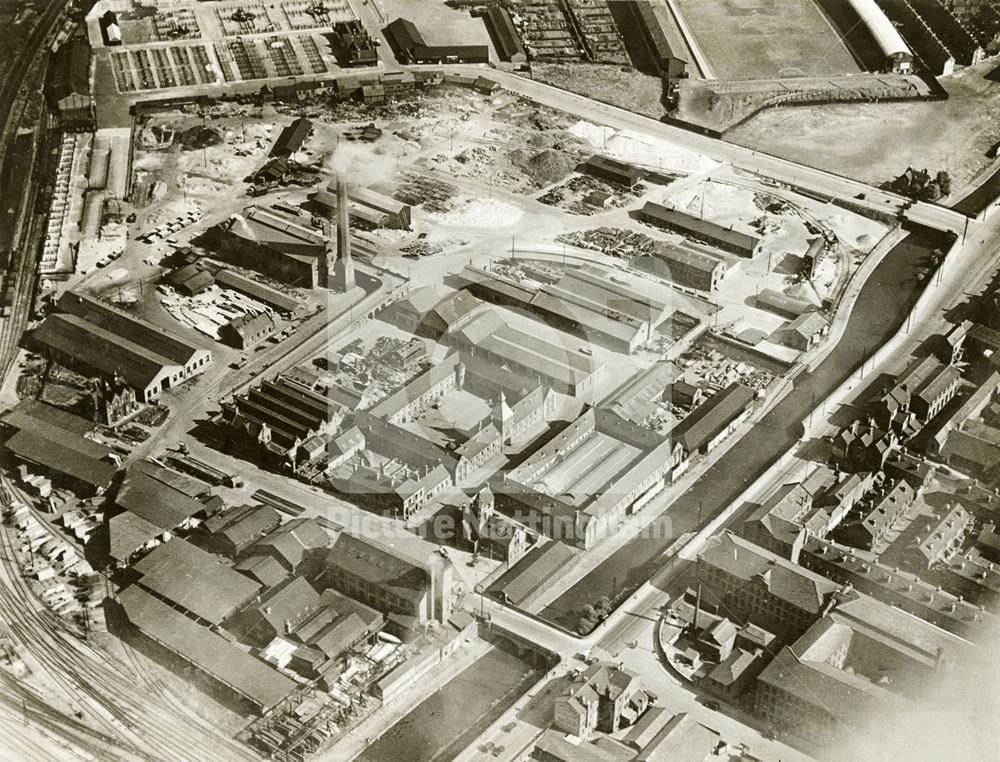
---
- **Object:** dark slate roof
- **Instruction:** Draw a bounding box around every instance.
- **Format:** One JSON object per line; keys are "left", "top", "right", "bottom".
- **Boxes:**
{"left": 134, "top": 539, "right": 261, "bottom": 625}
{"left": 5, "top": 429, "right": 115, "bottom": 489}
{"left": 323, "top": 532, "right": 427, "bottom": 605}
{"left": 118, "top": 585, "right": 295, "bottom": 710}
{"left": 640, "top": 202, "right": 761, "bottom": 251}
{"left": 271, "top": 117, "right": 312, "bottom": 156}
{"left": 672, "top": 382, "right": 754, "bottom": 452}
{"left": 116, "top": 469, "right": 205, "bottom": 530}
{"left": 48, "top": 37, "right": 91, "bottom": 102}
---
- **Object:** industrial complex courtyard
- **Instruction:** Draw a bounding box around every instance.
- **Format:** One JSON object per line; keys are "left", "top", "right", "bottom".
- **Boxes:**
{"left": 0, "top": 1, "right": 999, "bottom": 761}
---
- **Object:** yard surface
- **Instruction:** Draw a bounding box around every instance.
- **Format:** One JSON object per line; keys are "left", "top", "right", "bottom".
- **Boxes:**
{"left": 674, "top": 0, "right": 859, "bottom": 79}
{"left": 725, "top": 62, "right": 1000, "bottom": 197}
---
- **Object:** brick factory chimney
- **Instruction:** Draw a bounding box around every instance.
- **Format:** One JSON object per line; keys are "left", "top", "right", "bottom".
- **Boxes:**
{"left": 333, "top": 173, "right": 355, "bottom": 292}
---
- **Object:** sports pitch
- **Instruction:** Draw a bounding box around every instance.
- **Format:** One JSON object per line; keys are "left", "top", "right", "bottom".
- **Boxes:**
{"left": 675, "top": 0, "right": 860, "bottom": 80}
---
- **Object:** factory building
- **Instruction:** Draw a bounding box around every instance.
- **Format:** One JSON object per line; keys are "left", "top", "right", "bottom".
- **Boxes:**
{"left": 1, "top": 401, "right": 117, "bottom": 497}
{"left": 222, "top": 377, "right": 347, "bottom": 472}
{"left": 634, "top": 241, "right": 727, "bottom": 292}
{"left": 220, "top": 311, "right": 275, "bottom": 349}
{"left": 492, "top": 408, "right": 682, "bottom": 549}
{"left": 270, "top": 117, "right": 313, "bottom": 158}
{"left": 46, "top": 36, "right": 95, "bottom": 132}
{"left": 113, "top": 585, "right": 296, "bottom": 715}
{"left": 305, "top": 530, "right": 454, "bottom": 625}
{"left": 314, "top": 177, "right": 411, "bottom": 230}
{"left": 578, "top": 155, "right": 644, "bottom": 190}
{"left": 200, "top": 207, "right": 327, "bottom": 289}
{"left": 632, "top": 0, "right": 688, "bottom": 79}
{"left": 638, "top": 202, "right": 762, "bottom": 257}
{"left": 448, "top": 309, "right": 605, "bottom": 398}
{"left": 672, "top": 382, "right": 755, "bottom": 455}
{"left": 484, "top": 6, "right": 526, "bottom": 63}
{"left": 31, "top": 291, "right": 212, "bottom": 402}
{"left": 384, "top": 18, "right": 489, "bottom": 65}
{"left": 214, "top": 270, "right": 301, "bottom": 315}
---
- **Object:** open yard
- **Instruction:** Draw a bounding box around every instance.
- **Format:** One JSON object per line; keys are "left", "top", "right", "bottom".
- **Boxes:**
{"left": 674, "top": 0, "right": 859, "bottom": 79}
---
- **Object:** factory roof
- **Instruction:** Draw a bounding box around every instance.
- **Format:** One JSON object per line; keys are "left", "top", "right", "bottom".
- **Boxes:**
{"left": 108, "top": 511, "right": 165, "bottom": 563}
{"left": 652, "top": 240, "right": 725, "bottom": 274}
{"left": 5, "top": 429, "right": 116, "bottom": 489}
{"left": 225, "top": 311, "right": 275, "bottom": 343}
{"left": 233, "top": 554, "right": 289, "bottom": 588}
{"left": 57, "top": 291, "right": 207, "bottom": 367}
{"left": 603, "top": 361, "right": 682, "bottom": 422}
{"left": 209, "top": 505, "right": 283, "bottom": 553}
{"left": 640, "top": 202, "right": 761, "bottom": 252}
{"left": 116, "top": 468, "right": 205, "bottom": 530}
{"left": 580, "top": 154, "right": 644, "bottom": 186}
{"left": 271, "top": 117, "right": 312, "bottom": 157}
{"left": 248, "top": 517, "right": 330, "bottom": 571}
{"left": 2, "top": 399, "right": 97, "bottom": 437}
{"left": 699, "top": 532, "right": 839, "bottom": 614}
{"left": 322, "top": 532, "right": 428, "bottom": 605}
{"left": 756, "top": 288, "right": 817, "bottom": 318}
{"left": 134, "top": 539, "right": 262, "bottom": 625}
{"left": 453, "top": 311, "right": 601, "bottom": 390}
{"left": 783, "top": 310, "right": 829, "bottom": 339}
{"left": 118, "top": 585, "right": 295, "bottom": 711}
{"left": 672, "top": 382, "right": 754, "bottom": 453}
{"left": 48, "top": 37, "right": 91, "bottom": 102}
{"left": 216, "top": 270, "right": 300, "bottom": 313}
{"left": 484, "top": 5, "right": 524, "bottom": 61}
{"left": 32, "top": 314, "right": 182, "bottom": 391}
{"left": 942, "top": 429, "right": 1000, "bottom": 470}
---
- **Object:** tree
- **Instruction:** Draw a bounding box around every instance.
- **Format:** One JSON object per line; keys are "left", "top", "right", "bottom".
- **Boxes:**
{"left": 936, "top": 170, "right": 951, "bottom": 196}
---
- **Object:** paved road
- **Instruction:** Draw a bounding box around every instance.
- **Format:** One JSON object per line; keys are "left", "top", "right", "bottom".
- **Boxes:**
{"left": 540, "top": 224, "right": 951, "bottom": 624}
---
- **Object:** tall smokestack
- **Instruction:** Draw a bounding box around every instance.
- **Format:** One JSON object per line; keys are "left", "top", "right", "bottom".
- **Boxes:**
{"left": 334, "top": 173, "right": 355, "bottom": 292}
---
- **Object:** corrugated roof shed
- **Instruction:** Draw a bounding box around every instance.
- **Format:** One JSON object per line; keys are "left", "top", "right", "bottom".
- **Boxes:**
{"left": 116, "top": 468, "right": 205, "bottom": 530}
{"left": 6, "top": 430, "right": 116, "bottom": 489}
{"left": 216, "top": 270, "right": 301, "bottom": 314}
{"left": 271, "top": 117, "right": 312, "bottom": 157}
{"left": 118, "top": 585, "right": 295, "bottom": 711}
{"left": 32, "top": 313, "right": 182, "bottom": 390}
{"left": 134, "top": 539, "right": 262, "bottom": 625}
{"left": 108, "top": 511, "right": 164, "bottom": 563}
{"left": 640, "top": 202, "right": 761, "bottom": 254}
{"left": 673, "top": 382, "right": 754, "bottom": 453}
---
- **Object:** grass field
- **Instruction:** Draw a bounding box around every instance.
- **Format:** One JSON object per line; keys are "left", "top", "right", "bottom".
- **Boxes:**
{"left": 532, "top": 62, "right": 667, "bottom": 120}
{"left": 726, "top": 62, "right": 1000, "bottom": 197}
{"left": 674, "top": 0, "right": 859, "bottom": 79}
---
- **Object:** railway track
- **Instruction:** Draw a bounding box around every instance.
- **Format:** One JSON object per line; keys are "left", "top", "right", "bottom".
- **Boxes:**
{"left": 0, "top": 477, "right": 261, "bottom": 761}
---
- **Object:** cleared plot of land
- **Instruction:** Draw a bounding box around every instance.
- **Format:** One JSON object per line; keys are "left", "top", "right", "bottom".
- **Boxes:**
{"left": 726, "top": 63, "right": 1000, "bottom": 194}
{"left": 531, "top": 433, "right": 639, "bottom": 503}
{"left": 531, "top": 62, "right": 667, "bottom": 120}
{"left": 674, "top": 0, "right": 859, "bottom": 79}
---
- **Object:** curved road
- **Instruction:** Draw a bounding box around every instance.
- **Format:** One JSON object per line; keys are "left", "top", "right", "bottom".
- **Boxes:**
{"left": 540, "top": 224, "right": 951, "bottom": 624}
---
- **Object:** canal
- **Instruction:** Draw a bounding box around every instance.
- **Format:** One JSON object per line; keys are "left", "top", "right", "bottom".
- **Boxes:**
{"left": 357, "top": 640, "right": 548, "bottom": 762}
{"left": 539, "top": 224, "right": 953, "bottom": 629}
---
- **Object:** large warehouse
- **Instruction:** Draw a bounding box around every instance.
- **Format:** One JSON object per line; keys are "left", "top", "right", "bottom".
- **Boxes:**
{"left": 639, "top": 202, "right": 762, "bottom": 257}
{"left": 200, "top": 207, "right": 327, "bottom": 288}
{"left": 31, "top": 291, "right": 212, "bottom": 402}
